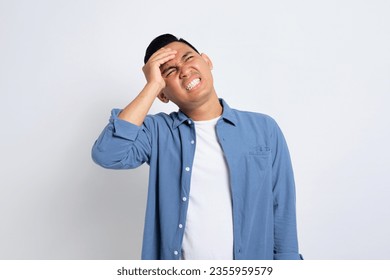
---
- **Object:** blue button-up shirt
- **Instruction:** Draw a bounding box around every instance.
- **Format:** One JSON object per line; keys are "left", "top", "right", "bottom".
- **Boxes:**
{"left": 92, "top": 99, "right": 302, "bottom": 260}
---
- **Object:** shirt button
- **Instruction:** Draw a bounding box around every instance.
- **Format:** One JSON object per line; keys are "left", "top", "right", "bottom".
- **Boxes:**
{"left": 187, "top": 120, "right": 192, "bottom": 125}
{"left": 178, "top": 224, "right": 183, "bottom": 229}
{"left": 182, "top": 197, "right": 187, "bottom": 202}
{"left": 190, "top": 140, "right": 195, "bottom": 144}
{"left": 174, "top": 250, "right": 179, "bottom": 255}
{"left": 185, "top": 167, "right": 190, "bottom": 172}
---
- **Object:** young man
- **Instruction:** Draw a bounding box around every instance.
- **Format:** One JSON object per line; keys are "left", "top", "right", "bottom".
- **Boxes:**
{"left": 92, "top": 34, "right": 303, "bottom": 260}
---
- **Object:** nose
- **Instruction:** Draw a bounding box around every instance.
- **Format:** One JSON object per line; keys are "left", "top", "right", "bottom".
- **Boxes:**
{"left": 179, "top": 64, "right": 191, "bottom": 79}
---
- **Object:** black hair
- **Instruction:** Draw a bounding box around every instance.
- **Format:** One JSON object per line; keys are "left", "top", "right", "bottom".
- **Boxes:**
{"left": 144, "top": 33, "right": 199, "bottom": 64}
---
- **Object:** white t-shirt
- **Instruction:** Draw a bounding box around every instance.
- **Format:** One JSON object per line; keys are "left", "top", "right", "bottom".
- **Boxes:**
{"left": 181, "top": 116, "right": 233, "bottom": 260}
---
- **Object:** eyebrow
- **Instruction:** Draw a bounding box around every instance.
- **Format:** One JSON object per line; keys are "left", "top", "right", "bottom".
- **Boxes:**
{"left": 161, "top": 51, "right": 194, "bottom": 74}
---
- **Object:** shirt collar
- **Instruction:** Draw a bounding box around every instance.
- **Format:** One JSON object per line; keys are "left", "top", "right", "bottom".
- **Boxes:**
{"left": 172, "top": 98, "right": 237, "bottom": 129}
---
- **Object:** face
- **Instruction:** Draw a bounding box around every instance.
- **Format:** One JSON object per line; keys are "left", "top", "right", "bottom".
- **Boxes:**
{"left": 158, "top": 42, "right": 215, "bottom": 111}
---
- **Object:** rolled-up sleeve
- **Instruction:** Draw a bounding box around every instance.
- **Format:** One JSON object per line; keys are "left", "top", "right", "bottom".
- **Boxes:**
{"left": 91, "top": 109, "right": 152, "bottom": 169}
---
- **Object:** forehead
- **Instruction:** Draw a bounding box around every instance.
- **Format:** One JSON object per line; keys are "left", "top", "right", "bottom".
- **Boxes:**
{"left": 165, "top": 41, "right": 195, "bottom": 53}
{"left": 160, "top": 42, "right": 198, "bottom": 71}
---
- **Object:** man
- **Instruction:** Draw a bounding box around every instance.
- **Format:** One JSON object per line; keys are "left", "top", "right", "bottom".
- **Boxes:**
{"left": 92, "top": 34, "right": 303, "bottom": 260}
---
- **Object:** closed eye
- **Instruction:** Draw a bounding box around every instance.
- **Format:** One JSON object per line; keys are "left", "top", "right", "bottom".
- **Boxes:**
{"left": 162, "top": 53, "right": 194, "bottom": 77}
{"left": 163, "top": 67, "right": 177, "bottom": 77}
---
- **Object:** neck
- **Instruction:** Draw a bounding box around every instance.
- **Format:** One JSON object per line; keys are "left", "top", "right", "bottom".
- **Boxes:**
{"left": 181, "top": 94, "right": 223, "bottom": 121}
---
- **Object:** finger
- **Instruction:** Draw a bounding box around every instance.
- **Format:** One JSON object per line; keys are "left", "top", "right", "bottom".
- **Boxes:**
{"left": 149, "top": 52, "right": 176, "bottom": 65}
{"left": 148, "top": 48, "right": 177, "bottom": 64}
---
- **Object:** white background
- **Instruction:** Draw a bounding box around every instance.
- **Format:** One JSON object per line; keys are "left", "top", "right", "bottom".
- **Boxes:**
{"left": 1, "top": 0, "right": 389, "bottom": 259}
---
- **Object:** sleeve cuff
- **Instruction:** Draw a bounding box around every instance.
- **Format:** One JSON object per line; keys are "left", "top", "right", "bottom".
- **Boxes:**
{"left": 110, "top": 109, "right": 141, "bottom": 141}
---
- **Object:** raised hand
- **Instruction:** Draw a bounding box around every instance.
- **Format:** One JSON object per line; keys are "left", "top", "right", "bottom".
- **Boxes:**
{"left": 142, "top": 48, "right": 177, "bottom": 95}
{"left": 117, "top": 48, "right": 177, "bottom": 125}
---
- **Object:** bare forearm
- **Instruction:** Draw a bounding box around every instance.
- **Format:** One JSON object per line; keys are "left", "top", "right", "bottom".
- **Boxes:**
{"left": 118, "top": 47, "right": 177, "bottom": 126}
{"left": 118, "top": 82, "right": 162, "bottom": 126}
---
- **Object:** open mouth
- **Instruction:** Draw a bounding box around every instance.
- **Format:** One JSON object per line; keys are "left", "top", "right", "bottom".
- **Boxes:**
{"left": 185, "top": 78, "right": 201, "bottom": 91}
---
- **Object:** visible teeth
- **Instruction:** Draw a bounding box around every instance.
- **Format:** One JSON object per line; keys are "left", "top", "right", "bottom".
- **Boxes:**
{"left": 186, "top": 78, "right": 200, "bottom": 90}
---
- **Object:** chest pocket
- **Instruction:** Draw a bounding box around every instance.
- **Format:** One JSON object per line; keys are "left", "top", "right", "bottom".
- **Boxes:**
{"left": 244, "top": 145, "right": 272, "bottom": 188}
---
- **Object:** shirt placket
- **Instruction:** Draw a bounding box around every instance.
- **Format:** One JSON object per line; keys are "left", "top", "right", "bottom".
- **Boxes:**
{"left": 216, "top": 120, "right": 242, "bottom": 259}
{"left": 173, "top": 119, "right": 196, "bottom": 259}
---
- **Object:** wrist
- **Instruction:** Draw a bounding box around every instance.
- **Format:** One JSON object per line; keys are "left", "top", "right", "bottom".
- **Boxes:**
{"left": 145, "top": 81, "right": 165, "bottom": 96}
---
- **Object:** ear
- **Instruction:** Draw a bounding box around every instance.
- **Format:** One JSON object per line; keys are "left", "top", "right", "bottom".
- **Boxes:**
{"left": 157, "top": 92, "right": 170, "bottom": 103}
{"left": 201, "top": 53, "right": 213, "bottom": 70}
